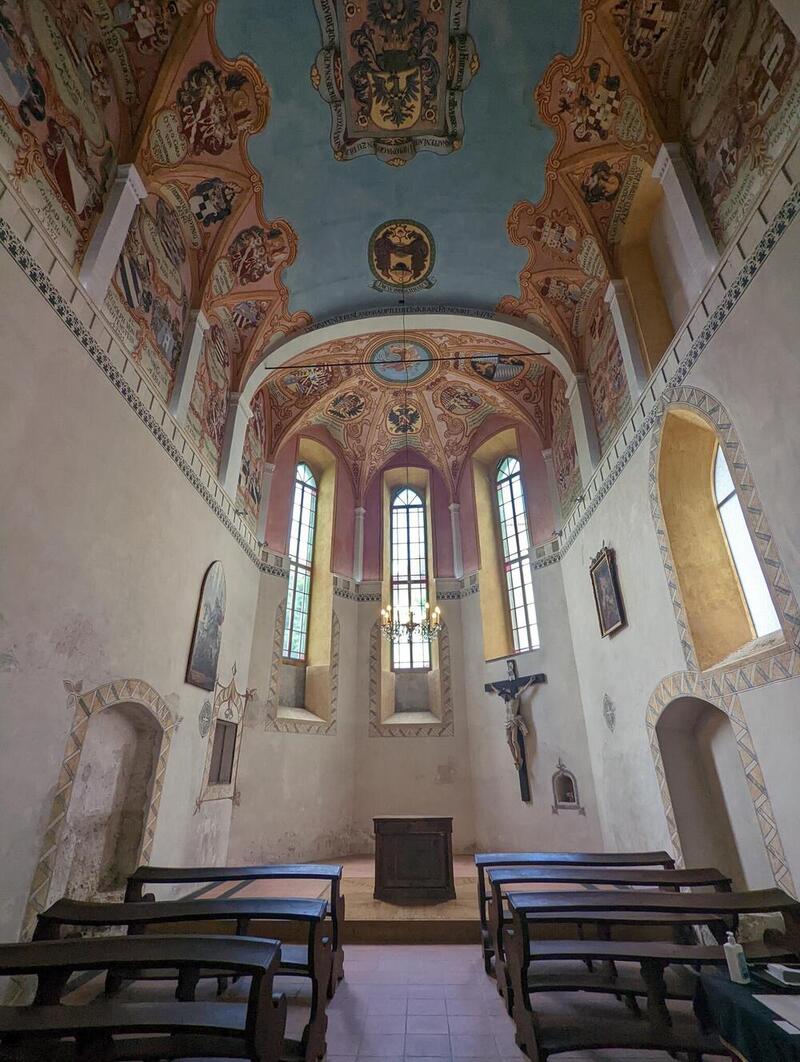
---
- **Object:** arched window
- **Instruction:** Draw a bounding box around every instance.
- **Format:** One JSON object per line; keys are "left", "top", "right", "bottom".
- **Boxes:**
{"left": 391, "top": 487, "right": 430, "bottom": 670}
{"left": 282, "top": 463, "right": 317, "bottom": 661}
{"left": 713, "top": 446, "right": 780, "bottom": 637}
{"left": 496, "top": 457, "right": 540, "bottom": 652}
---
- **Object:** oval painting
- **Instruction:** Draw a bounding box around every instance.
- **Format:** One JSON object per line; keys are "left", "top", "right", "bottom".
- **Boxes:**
{"left": 368, "top": 219, "right": 435, "bottom": 290}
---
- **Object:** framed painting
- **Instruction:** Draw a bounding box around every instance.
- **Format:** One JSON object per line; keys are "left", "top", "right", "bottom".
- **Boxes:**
{"left": 186, "top": 561, "right": 226, "bottom": 690}
{"left": 589, "top": 546, "right": 626, "bottom": 638}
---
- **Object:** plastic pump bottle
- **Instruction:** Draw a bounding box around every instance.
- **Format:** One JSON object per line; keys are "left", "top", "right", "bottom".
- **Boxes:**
{"left": 724, "top": 931, "right": 751, "bottom": 984}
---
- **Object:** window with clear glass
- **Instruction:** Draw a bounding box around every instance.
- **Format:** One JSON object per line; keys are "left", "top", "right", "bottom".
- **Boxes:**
{"left": 713, "top": 445, "right": 780, "bottom": 638}
{"left": 496, "top": 456, "right": 540, "bottom": 652}
{"left": 282, "top": 463, "right": 317, "bottom": 661}
{"left": 391, "top": 487, "right": 431, "bottom": 670}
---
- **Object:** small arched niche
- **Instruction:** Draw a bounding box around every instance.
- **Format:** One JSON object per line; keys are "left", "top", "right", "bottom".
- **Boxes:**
{"left": 49, "top": 702, "right": 161, "bottom": 900}
{"left": 656, "top": 696, "right": 774, "bottom": 889}
{"left": 657, "top": 408, "right": 783, "bottom": 670}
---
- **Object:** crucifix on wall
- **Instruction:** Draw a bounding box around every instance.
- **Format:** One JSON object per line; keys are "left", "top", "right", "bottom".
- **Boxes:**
{"left": 485, "top": 660, "right": 546, "bottom": 803}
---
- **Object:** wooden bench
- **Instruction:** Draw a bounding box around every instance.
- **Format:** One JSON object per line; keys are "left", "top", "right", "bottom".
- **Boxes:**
{"left": 36, "top": 896, "right": 330, "bottom": 1062}
{"left": 486, "top": 866, "right": 732, "bottom": 1008}
{"left": 502, "top": 887, "right": 800, "bottom": 1060}
{"left": 0, "top": 934, "right": 285, "bottom": 1062}
{"left": 474, "top": 850, "right": 675, "bottom": 973}
{"left": 125, "top": 862, "right": 344, "bottom": 996}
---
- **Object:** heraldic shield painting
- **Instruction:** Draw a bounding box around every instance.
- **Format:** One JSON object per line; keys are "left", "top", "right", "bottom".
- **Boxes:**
{"left": 311, "top": 0, "right": 479, "bottom": 164}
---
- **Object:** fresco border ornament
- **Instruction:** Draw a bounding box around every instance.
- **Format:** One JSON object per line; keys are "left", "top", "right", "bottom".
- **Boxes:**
{"left": 646, "top": 671, "right": 795, "bottom": 897}
{"left": 311, "top": 0, "right": 479, "bottom": 166}
{"left": 20, "top": 678, "right": 176, "bottom": 940}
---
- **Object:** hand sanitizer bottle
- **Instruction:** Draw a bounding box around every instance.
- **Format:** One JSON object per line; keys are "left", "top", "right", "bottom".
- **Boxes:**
{"left": 724, "top": 931, "right": 751, "bottom": 984}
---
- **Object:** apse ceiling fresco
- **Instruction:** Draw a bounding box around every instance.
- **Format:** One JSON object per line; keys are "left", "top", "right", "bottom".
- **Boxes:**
{"left": 1, "top": 0, "right": 797, "bottom": 515}
{"left": 262, "top": 329, "right": 556, "bottom": 498}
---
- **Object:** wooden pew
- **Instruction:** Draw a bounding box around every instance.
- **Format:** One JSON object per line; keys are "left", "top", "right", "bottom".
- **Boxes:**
{"left": 126, "top": 862, "right": 344, "bottom": 996}
{"left": 503, "top": 886, "right": 800, "bottom": 1060}
{"left": 0, "top": 935, "right": 285, "bottom": 1062}
{"left": 486, "top": 865, "right": 732, "bottom": 1009}
{"left": 474, "top": 850, "right": 675, "bottom": 973}
{"left": 35, "top": 896, "right": 330, "bottom": 1062}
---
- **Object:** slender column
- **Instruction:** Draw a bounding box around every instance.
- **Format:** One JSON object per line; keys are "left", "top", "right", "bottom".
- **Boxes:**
{"left": 79, "top": 163, "right": 147, "bottom": 305}
{"left": 654, "top": 143, "right": 719, "bottom": 301}
{"left": 219, "top": 392, "right": 254, "bottom": 498}
{"left": 168, "top": 309, "right": 209, "bottom": 422}
{"left": 605, "top": 278, "right": 649, "bottom": 398}
{"left": 566, "top": 373, "right": 600, "bottom": 486}
{"left": 256, "top": 461, "right": 276, "bottom": 542}
{"left": 353, "top": 506, "right": 366, "bottom": 583}
{"left": 449, "top": 502, "right": 464, "bottom": 580}
{"left": 541, "top": 448, "right": 562, "bottom": 534}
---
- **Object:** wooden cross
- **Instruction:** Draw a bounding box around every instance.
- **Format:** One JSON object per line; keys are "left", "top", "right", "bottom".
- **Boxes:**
{"left": 485, "top": 660, "right": 547, "bottom": 803}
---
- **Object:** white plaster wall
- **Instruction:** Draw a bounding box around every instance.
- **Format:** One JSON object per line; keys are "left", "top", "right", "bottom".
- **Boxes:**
{"left": 563, "top": 217, "right": 800, "bottom": 884}
{"left": 461, "top": 563, "right": 604, "bottom": 852}
{"left": 350, "top": 597, "right": 478, "bottom": 854}
{"left": 649, "top": 200, "right": 692, "bottom": 328}
{"left": 227, "top": 581, "right": 359, "bottom": 862}
{"left": 0, "top": 250, "right": 261, "bottom": 940}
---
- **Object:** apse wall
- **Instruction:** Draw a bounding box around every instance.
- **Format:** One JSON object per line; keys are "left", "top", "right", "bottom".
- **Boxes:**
{"left": 0, "top": 244, "right": 262, "bottom": 942}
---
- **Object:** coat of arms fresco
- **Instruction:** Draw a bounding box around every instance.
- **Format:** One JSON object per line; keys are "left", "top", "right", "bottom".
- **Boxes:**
{"left": 311, "top": 0, "right": 479, "bottom": 165}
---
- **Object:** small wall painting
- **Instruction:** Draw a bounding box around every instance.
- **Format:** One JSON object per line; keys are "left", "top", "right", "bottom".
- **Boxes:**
{"left": 440, "top": 385, "right": 482, "bottom": 416}
{"left": 368, "top": 339, "right": 435, "bottom": 385}
{"left": 186, "top": 561, "right": 227, "bottom": 691}
{"left": 589, "top": 545, "right": 626, "bottom": 638}
{"left": 368, "top": 220, "right": 435, "bottom": 292}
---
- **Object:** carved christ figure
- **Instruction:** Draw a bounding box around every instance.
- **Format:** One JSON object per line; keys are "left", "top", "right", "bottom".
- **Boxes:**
{"left": 485, "top": 676, "right": 537, "bottom": 771}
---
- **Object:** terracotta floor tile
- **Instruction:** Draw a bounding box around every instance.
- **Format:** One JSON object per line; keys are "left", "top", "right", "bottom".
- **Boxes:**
{"left": 407, "top": 1013, "right": 449, "bottom": 1034}
{"left": 407, "top": 996, "right": 447, "bottom": 1015}
{"left": 404, "top": 1032, "right": 452, "bottom": 1057}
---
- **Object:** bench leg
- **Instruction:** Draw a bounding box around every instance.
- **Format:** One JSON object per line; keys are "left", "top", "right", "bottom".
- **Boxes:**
{"left": 640, "top": 959, "right": 671, "bottom": 1028}
{"left": 328, "top": 890, "right": 345, "bottom": 999}
{"left": 302, "top": 928, "right": 333, "bottom": 1062}
{"left": 176, "top": 967, "right": 200, "bottom": 1002}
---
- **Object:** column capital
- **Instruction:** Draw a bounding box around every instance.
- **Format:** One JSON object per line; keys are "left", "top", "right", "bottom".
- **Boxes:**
{"left": 653, "top": 141, "right": 683, "bottom": 183}
{"left": 448, "top": 501, "right": 461, "bottom": 514}
{"left": 541, "top": 447, "right": 553, "bottom": 462}
{"left": 604, "top": 275, "right": 649, "bottom": 396}
{"left": 354, "top": 506, "right": 366, "bottom": 516}
{"left": 604, "top": 277, "right": 628, "bottom": 304}
{"left": 230, "top": 391, "right": 255, "bottom": 418}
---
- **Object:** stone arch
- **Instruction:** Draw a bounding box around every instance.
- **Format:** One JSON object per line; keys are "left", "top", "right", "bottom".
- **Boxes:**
{"left": 645, "top": 671, "right": 795, "bottom": 896}
{"left": 239, "top": 309, "right": 576, "bottom": 406}
{"left": 20, "top": 678, "right": 176, "bottom": 940}
{"left": 648, "top": 385, "right": 800, "bottom": 678}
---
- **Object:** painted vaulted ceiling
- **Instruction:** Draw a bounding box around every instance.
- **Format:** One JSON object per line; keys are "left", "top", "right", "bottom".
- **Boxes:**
{"left": 2, "top": 0, "right": 797, "bottom": 514}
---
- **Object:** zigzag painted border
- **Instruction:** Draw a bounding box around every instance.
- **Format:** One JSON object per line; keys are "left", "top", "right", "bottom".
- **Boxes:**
{"left": 646, "top": 671, "right": 796, "bottom": 897}
{"left": 20, "top": 678, "right": 176, "bottom": 940}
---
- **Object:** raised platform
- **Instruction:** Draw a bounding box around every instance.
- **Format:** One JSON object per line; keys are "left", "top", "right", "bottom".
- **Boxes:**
{"left": 195, "top": 856, "right": 482, "bottom": 944}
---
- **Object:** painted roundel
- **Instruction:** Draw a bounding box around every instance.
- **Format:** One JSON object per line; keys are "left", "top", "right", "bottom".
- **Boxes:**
{"left": 367, "top": 339, "right": 435, "bottom": 385}
{"left": 368, "top": 219, "right": 435, "bottom": 292}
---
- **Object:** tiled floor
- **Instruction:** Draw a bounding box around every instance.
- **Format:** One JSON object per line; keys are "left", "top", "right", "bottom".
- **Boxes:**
{"left": 66, "top": 941, "right": 729, "bottom": 1060}
{"left": 314, "top": 944, "right": 728, "bottom": 1061}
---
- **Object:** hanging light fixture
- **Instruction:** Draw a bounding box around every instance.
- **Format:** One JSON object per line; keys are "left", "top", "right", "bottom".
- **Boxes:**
{"left": 379, "top": 264, "right": 442, "bottom": 645}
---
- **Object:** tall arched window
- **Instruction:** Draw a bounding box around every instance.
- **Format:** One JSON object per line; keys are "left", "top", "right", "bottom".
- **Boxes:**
{"left": 713, "top": 446, "right": 780, "bottom": 637}
{"left": 496, "top": 457, "right": 540, "bottom": 652}
{"left": 391, "top": 487, "right": 430, "bottom": 670}
{"left": 282, "top": 463, "right": 317, "bottom": 661}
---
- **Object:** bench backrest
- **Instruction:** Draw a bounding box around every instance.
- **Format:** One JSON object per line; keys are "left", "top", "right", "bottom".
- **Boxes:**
{"left": 127, "top": 863, "right": 342, "bottom": 888}
{"left": 474, "top": 850, "right": 675, "bottom": 924}
{"left": 37, "top": 896, "right": 327, "bottom": 933}
{"left": 487, "top": 866, "right": 730, "bottom": 889}
{"left": 507, "top": 886, "right": 800, "bottom": 918}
